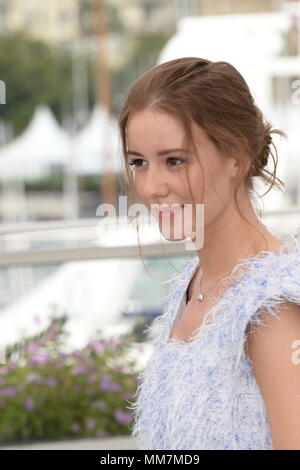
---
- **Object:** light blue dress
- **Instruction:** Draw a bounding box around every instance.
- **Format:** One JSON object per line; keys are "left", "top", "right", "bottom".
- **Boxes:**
{"left": 126, "top": 227, "right": 300, "bottom": 450}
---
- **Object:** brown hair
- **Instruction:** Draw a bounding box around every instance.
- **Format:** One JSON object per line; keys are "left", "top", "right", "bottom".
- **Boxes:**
{"left": 117, "top": 57, "right": 287, "bottom": 270}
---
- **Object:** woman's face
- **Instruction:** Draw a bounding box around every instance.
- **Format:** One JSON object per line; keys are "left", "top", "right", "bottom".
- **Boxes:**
{"left": 126, "top": 109, "right": 238, "bottom": 243}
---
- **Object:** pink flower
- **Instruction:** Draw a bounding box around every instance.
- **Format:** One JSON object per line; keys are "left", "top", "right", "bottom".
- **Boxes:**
{"left": 70, "top": 351, "right": 82, "bottom": 359}
{"left": 8, "top": 361, "right": 18, "bottom": 370}
{"left": 90, "top": 341, "right": 105, "bottom": 353}
{"left": 0, "top": 366, "right": 9, "bottom": 375}
{"left": 86, "top": 418, "right": 96, "bottom": 430}
{"left": 24, "top": 397, "right": 35, "bottom": 411}
{"left": 111, "top": 337, "right": 122, "bottom": 347}
{"left": 87, "top": 373, "right": 97, "bottom": 384}
{"left": 29, "top": 353, "right": 50, "bottom": 366}
{"left": 100, "top": 374, "right": 121, "bottom": 392}
{"left": 1, "top": 386, "right": 17, "bottom": 397}
{"left": 46, "top": 378, "right": 57, "bottom": 387}
{"left": 115, "top": 409, "right": 132, "bottom": 425}
{"left": 26, "top": 343, "right": 38, "bottom": 354}
{"left": 124, "top": 392, "right": 133, "bottom": 400}
{"left": 28, "top": 373, "right": 44, "bottom": 385}
{"left": 72, "top": 365, "right": 86, "bottom": 375}
{"left": 113, "top": 365, "right": 125, "bottom": 373}
{"left": 70, "top": 423, "right": 80, "bottom": 432}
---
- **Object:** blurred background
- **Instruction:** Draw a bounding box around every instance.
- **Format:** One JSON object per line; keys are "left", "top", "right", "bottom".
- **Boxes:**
{"left": 0, "top": 0, "right": 299, "bottom": 450}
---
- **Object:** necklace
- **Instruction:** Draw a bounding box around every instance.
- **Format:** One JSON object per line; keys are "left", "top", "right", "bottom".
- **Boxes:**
{"left": 195, "top": 234, "right": 260, "bottom": 302}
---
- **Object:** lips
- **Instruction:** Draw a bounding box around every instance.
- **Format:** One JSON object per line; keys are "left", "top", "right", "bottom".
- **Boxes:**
{"left": 151, "top": 204, "right": 183, "bottom": 216}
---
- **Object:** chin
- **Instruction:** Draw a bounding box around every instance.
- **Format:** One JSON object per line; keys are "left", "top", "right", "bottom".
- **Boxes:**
{"left": 158, "top": 219, "right": 194, "bottom": 241}
{"left": 159, "top": 230, "right": 186, "bottom": 242}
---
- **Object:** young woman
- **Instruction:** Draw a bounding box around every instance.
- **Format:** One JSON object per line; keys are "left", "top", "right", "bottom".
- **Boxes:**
{"left": 118, "top": 57, "right": 300, "bottom": 450}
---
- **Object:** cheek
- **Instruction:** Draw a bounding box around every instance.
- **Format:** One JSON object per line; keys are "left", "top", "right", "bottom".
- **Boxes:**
{"left": 187, "top": 164, "right": 230, "bottom": 222}
{"left": 204, "top": 173, "right": 233, "bottom": 225}
{"left": 132, "top": 176, "right": 151, "bottom": 209}
{"left": 184, "top": 166, "right": 205, "bottom": 203}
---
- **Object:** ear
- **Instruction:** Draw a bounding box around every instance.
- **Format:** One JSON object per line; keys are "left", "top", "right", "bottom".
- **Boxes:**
{"left": 227, "top": 156, "right": 240, "bottom": 179}
{"left": 244, "top": 154, "right": 253, "bottom": 176}
{"left": 230, "top": 154, "right": 252, "bottom": 180}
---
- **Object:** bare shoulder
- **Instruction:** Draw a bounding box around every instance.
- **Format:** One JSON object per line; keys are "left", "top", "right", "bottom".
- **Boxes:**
{"left": 246, "top": 301, "right": 300, "bottom": 450}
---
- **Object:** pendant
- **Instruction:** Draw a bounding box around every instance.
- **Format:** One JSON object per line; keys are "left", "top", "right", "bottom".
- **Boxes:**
{"left": 197, "top": 294, "right": 204, "bottom": 301}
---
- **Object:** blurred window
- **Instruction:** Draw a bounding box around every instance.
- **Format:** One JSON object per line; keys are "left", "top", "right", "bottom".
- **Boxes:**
{"left": 58, "top": 9, "right": 72, "bottom": 24}
{"left": 24, "top": 9, "right": 40, "bottom": 26}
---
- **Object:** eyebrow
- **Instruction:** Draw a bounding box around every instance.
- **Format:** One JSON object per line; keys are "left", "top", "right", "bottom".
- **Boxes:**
{"left": 127, "top": 148, "right": 191, "bottom": 157}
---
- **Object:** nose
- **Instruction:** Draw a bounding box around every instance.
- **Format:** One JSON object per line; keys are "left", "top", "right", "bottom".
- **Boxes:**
{"left": 142, "top": 166, "right": 169, "bottom": 201}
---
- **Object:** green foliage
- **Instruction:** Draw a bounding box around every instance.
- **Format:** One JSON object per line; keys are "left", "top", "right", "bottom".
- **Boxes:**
{"left": 0, "top": 309, "right": 142, "bottom": 445}
{"left": 0, "top": 31, "right": 71, "bottom": 135}
{"left": 0, "top": 29, "right": 170, "bottom": 139}
{"left": 23, "top": 173, "right": 64, "bottom": 192}
{"left": 111, "top": 32, "right": 171, "bottom": 113}
{"left": 12, "top": 172, "right": 125, "bottom": 193}
{"left": 79, "top": 173, "right": 126, "bottom": 193}
{"left": 0, "top": 31, "right": 95, "bottom": 136}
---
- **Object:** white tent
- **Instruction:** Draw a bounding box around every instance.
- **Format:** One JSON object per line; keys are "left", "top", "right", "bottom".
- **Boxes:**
{"left": 0, "top": 105, "right": 72, "bottom": 181}
{"left": 73, "top": 105, "right": 121, "bottom": 175}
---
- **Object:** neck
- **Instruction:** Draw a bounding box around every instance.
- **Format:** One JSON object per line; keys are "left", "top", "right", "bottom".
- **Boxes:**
{"left": 194, "top": 197, "right": 269, "bottom": 283}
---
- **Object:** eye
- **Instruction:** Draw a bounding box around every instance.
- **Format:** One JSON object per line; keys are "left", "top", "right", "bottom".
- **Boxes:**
{"left": 128, "top": 158, "right": 146, "bottom": 168}
{"left": 166, "top": 157, "right": 185, "bottom": 167}
{"left": 127, "top": 157, "right": 185, "bottom": 169}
